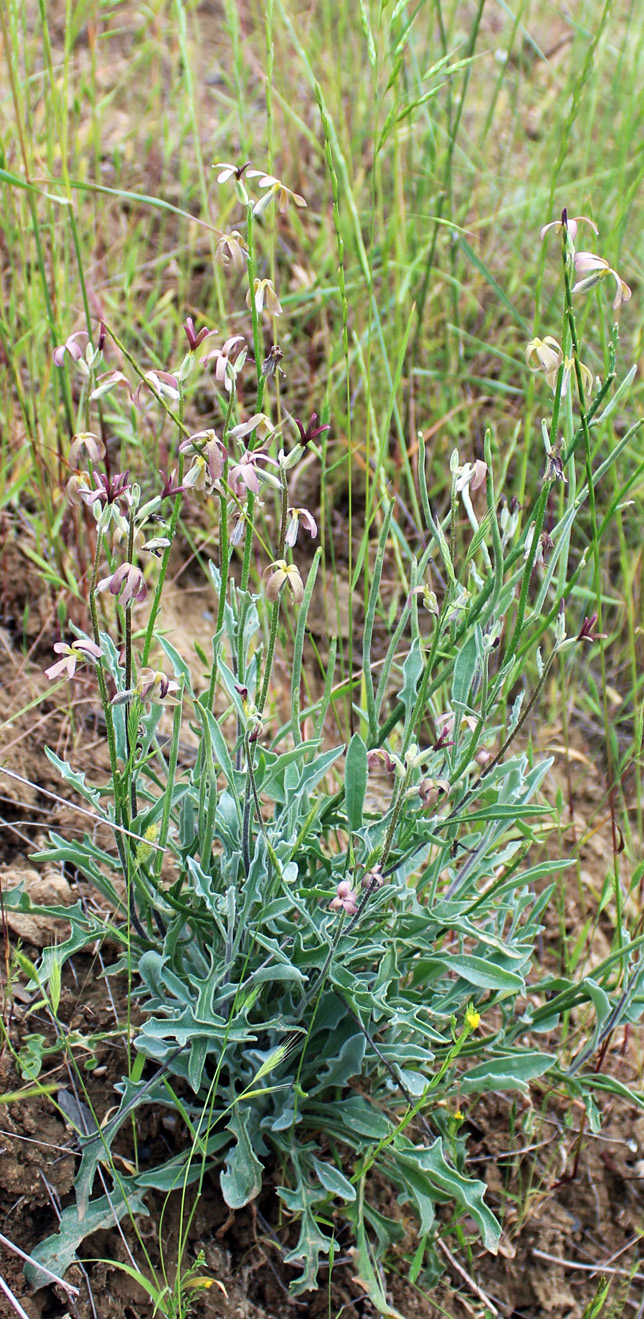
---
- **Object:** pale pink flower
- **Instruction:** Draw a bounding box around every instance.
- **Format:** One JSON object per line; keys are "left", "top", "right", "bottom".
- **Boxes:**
{"left": 179, "top": 430, "right": 227, "bottom": 482}
{"left": 90, "top": 369, "right": 133, "bottom": 402}
{"left": 45, "top": 638, "right": 102, "bottom": 681}
{"left": 360, "top": 864, "right": 385, "bottom": 891}
{"left": 201, "top": 336, "right": 246, "bottom": 392}
{"left": 133, "top": 370, "right": 181, "bottom": 408}
{"left": 540, "top": 214, "right": 598, "bottom": 244}
{"left": 329, "top": 879, "right": 359, "bottom": 916}
{"left": 284, "top": 507, "right": 317, "bottom": 548}
{"left": 229, "top": 451, "right": 263, "bottom": 496}
{"left": 572, "top": 251, "right": 632, "bottom": 310}
{"left": 264, "top": 559, "right": 304, "bottom": 604}
{"left": 53, "top": 330, "right": 89, "bottom": 367}
{"left": 229, "top": 450, "right": 280, "bottom": 496}
{"left": 96, "top": 562, "right": 147, "bottom": 605}
{"left": 229, "top": 413, "right": 275, "bottom": 443}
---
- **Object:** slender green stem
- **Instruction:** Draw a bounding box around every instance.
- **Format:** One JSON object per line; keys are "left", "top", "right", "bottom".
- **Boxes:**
{"left": 88, "top": 527, "right": 145, "bottom": 939}
{"left": 125, "top": 506, "right": 137, "bottom": 819}
{"left": 562, "top": 226, "right": 623, "bottom": 948}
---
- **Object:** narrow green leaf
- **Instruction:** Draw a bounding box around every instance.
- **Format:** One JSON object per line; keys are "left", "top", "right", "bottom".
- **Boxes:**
{"left": 312, "top": 1157, "right": 356, "bottom": 1201}
{"left": 459, "top": 1051, "right": 555, "bottom": 1094}
{"left": 345, "top": 733, "right": 368, "bottom": 832}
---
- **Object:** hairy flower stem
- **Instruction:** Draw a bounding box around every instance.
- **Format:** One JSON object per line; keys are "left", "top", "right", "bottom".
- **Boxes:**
{"left": 207, "top": 389, "right": 236, "bottom": 711}
{"left": 239, "top": 209, "right": 268, "bottom": 597}
{"left": 89, "top": 531, "right": 120, "bottom": 801}
{"left": 246, "top": 205, "right": 263, "bottom": 396}
{"left": 380, "top": 769, "right": 411, "bottom": 871}
{"left": 562, "top": 224, "right": 622, "bottom": 940}
{"left": 445, "top": 646, "right": 559, "bottom": 833}
{"left": 241, "top": 470, "right": 289, "bottom": 874}
{"left": 141, "top": 454, "right": 185, "bottom": 666}
{"left": 88, "top": 531, "right": 146, "bottom": 940}
{"left": 503, "top": 480, "right": 552, "bottom": 669}
{"left": 125, "top": 507, "right": 137, "bottom": 819}
{"left": 240, "top": 493, "right": 255, "bottom": 596}
{"left": 257, "top": 470, "right": 288, "bottom": 718}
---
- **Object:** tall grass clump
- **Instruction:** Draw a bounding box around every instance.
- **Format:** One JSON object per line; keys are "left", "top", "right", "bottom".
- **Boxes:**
{"left": 4, "top": 164, "right": 643, "bottom": 1315}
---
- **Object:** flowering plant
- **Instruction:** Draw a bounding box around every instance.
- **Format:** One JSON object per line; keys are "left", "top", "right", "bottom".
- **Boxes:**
{"left": 14, "top": 198, "right": 644, "bottom": 1309}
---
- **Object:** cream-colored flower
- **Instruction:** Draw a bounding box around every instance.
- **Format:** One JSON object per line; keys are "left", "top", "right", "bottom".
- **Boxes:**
{"left": 246, "top": 278, "right": 282, "bottom": 316}
{"left": 214, "top": 231, "right": 248, "bottom": 272}
{"left": 247, "top": 171, "right": 307, "bottom": 217}
{"left": 66, "top": 470, "right": 93, "bottom": 506}
{"left": 264, "top": 560, "right": 304, "bottom": 604}
{"left": 525, "top": 336, "right": 563, "bottom": 389}
{"left": 229, "top": 413, "right": 275, "bottom": 443}
{"left": 68, "top": 432, "right": 106, "bottom": 467}
{"left": 526, "top": 336, "right": 594, "bottom": 397}
{"left": 284, "top": 507, "right": 317, "bottom": 548}
{"left": 573, "top": 251, "right": 632, "bottom": 311}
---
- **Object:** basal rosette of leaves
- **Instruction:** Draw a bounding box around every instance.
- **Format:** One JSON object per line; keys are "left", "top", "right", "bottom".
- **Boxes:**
{"left": 23, "top": 589, "right": 556, "bottom": 1296}
{"left": 9, "top": 207, "right": 644, "bottom": 1306}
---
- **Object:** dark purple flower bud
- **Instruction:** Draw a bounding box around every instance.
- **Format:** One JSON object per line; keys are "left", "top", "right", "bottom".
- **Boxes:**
{"left": 183, "top": 317, "right": 215, "bottom": 352}
{"left": 82, "top": 471, "right": 131, "bottom": 508}
{"left": 294, "top": 412, "right": 331, "bottom": 445}
{"left": 159, "top": 468, "right": 186, "bottom": 500}
{"left": 432, "top": 724, "right": 454, "bottom": 752}
{"left": 577, "top": 613, "right": 608, "bottom": 644}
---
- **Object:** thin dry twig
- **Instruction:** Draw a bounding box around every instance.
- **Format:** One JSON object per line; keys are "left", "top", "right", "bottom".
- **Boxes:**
{"left": 0, "top": 1230, "right": 80, "bottom": 1296}
{"left": 0, "top": 764, "right": 164, "bottom": 851}
{"left": 0, "top": 1272, "right": 32, "bottom": 1319}
{"left": 437, "top": 1238, "right": 501, "bottom": 1316}
{"left": 532, "top": 1248, "right": 644, "bottom": 1282}
{"left": 590, "top": 1232, "right": 644, "bottom": 1276}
